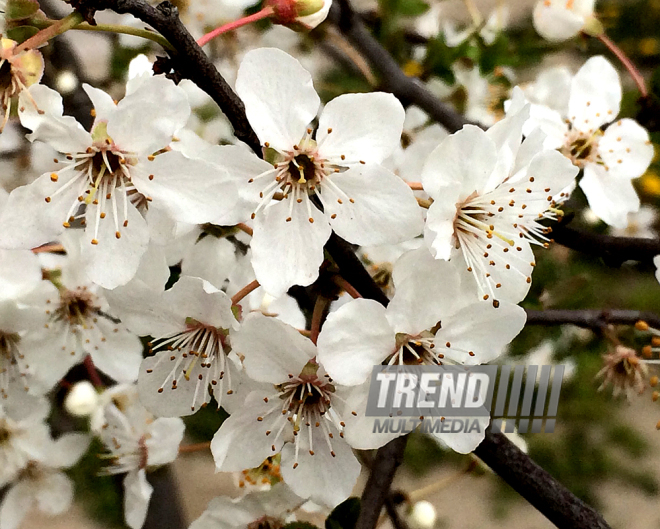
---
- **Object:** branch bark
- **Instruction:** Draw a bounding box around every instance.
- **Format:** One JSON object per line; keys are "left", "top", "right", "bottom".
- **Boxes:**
{"left": 474, "top": 429, "right": 610, "bottom": 529}
{"left": 327, "top": 0, "right": 471, "bottom": 133}
{"left": 552, "top": 223, "right": 660, "bottom": 266}
{"left": 525, "top": 308, "right": 660, "bottom": 329}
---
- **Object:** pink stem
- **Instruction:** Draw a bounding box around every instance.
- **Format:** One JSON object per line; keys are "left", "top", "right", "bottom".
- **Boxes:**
{"left": 197, "top": 7, "right": 274, "bottom": 47}
{"left": 598, "top": 33, "right": 648, "bottom": 98}
{"left": 231, "top": 279, "right": 261, "bottom": 306}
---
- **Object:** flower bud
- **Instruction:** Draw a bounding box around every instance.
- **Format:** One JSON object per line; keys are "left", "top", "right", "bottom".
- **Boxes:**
{"left": 65, "top": 381, "right": 99, "bottom": 417}
{"left": 407, "top": 500, "right": 437, "bottom": 529}
{"left": 267, "top": 0, "right": 332, "bottom": 30}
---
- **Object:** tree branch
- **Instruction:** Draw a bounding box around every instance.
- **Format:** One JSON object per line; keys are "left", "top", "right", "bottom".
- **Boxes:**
{"left": 525, "top": 308, "right": 660, "bottom": 330}
{"left": 474, "top": 429, "right": 610, "bottom": 529}
{"left": 77, "top": 0, "right": 261, "bottom": 152}
{"left": 552, "top": 222, "right": 660, "bottom": 266}
{"left": 327, "top": 0, "right": 471, "bottom": 133}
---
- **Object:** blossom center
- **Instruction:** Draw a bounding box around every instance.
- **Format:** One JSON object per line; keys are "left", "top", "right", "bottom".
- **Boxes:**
{"left": 54, "top": 287, "right": 100, "bottom": 327}
{"left": 147, "top": 321, "right": 233, "bottom": 412}
{"left": 562, "top": 129, "right": 603, "bottom": 168}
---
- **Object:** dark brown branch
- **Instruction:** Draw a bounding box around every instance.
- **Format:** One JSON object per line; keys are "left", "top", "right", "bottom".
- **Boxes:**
{"left": 474, "top": 429, "right": 610, "bottom": 529}
{"left": 327, "top": 0, "right": 471, "bottom": 133}
{"left": 552, "top": 222, "right": 660, "bottom": 267}
{"left": 525, "top": 308, "right": 660, "bottom": 330}
{"left": 77, "top": 0, "right": 261, "bottom": 152}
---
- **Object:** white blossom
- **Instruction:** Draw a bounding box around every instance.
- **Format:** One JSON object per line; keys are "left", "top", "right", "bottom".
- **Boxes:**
{"left": 0, "top": 76, "right": 240, "bottom": 288}
{"left": 204, "top": 47, "right": 423, "bottom": 296}
{"left": 533, "top": 0, "right": 598, "bottom": 42}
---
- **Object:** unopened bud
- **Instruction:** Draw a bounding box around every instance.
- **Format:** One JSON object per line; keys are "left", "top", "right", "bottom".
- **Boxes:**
{"left": 65, "top": 380, "right": 99, "bottom": 417}
{"left": 267, "top": 0, "right": 332, "bottom": 30}
{"left": 408, "top": 501, "right": 437, "bottom": 529}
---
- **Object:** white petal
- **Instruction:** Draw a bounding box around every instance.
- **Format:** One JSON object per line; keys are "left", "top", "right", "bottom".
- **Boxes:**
{"left": 317, "top": 299, "right": 394, "bottom": 386}
{"left": 387, "top": 248, "right": 460, "bottom": 335}
{"left": 110, "top": 76, "right": 190, "bottom": 155}
{"left": 0, "top": 482, "right": 34, "bottom": 529}
{"left": 162, "top": 276, "right": 235, "bottom": 329}
{"left": 324, "top": 165, "right": 423, "bottom": 245}
{"left": 82, "top": 201, "right": 149, "bottom": 289}
{"left": 569, "top": 56, "right": 621, "bottom": 132}
{"left": 19, "top": 85, "right": 92, "bottom": 153}
{"left": 146, "top": 418, "right": 185, "bottom": 466}
{"left": 34, "top": 472, "right": 74, "bottom": 515}
{"left": 181, "top": 236, "right": 238, "bottom": 290}
{"left": 421, "top": 125, "right": 497, "bottom": 199}
{"left": 211, "top": 393, "right": 285, "bottom": 471}
{"left": 579, "top": 164, "right": 640, "bottom": 228}
{"left": 599, "top": 119, "right": 654, "bottom": 179}
{"left": 233, "top": 313, "right": 316, "bottom": 384}
{"left": 435, "top": 301, "right": 526, "bottom": 364}
{"left": 0, "top": 250, "right": 42, "bottom": 300}
{"left": 132, "top": 151, "right": 241, "bottom": 225}
{"left": 236, "top": 48, "right": 320, "bottom": 152}
{"left": 251, "top": 198, "right": 331, "bottom": 296}
{"left": 49, "top": 433, "right": 90, "bottom": 468}
{"left": 424, "top": 197, "right": 460, "bottom": 261}
{"left": 91, "top": 319, "right": 143, "bottom": 383}
{"left": 124, "top": 470, "right": 153, "bottom": 529}
{"left": 280, "top": 423, "right": 360, "bottom": 508}
{"left": 317, "top": 92, "right": 405, "bottom": 164}
{"left": 432, "top": 416, "right": 488, "bottom": 453}
{"left": 82, "top": 84, "right": 117, "bottom": 123}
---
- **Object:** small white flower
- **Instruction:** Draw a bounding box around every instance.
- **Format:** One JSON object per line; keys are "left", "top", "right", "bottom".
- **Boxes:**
{"left": 421, "top": 106, "right": 578, "bottom": 305}
{"left": 211, "top": 313, "right": 362, "bottom": 508}
{"left": 533, "top": 0, "right": 598, "bottom": 42}
{"left": 190, "top": 482, "right": 303, "bottom": 529}
{"left": 64, "top": 381, "right": 99, "bottom": 417}
{"left": 407, "top": 500, "right": 437, "bottom": 529}
{"left": 0, "top": 433, "right": 90, "bottom": 529}
{"left": 206, "top": 48, "right": 423, "bottom": 296}
{"left": 517, "top": 56, "right": 654, "bottom": 228}
{"left": 0, "top": 76, "right": 240, "bottom": 288}
{"left": 95, "top": 384, "right": 185, "bottom": 529}
{"left": 316, "top": 247, "right": 527, "bottom": 453}
{"left": 106, "top": 276, "right": 244, "bottom": 417}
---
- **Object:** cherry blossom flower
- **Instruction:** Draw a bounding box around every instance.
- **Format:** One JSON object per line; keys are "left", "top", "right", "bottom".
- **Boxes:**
{"left": 211, "top": 313, "right": 361, "bottom": 507}
{"left": 0, "top": 38, "right": 44, "bottom": 131}
{"left": 0, "top": 433, "right": 89, "bottom": 529}
{"left": 421, "top": 106, "right": 578, "bottom": 305}
{"left": 21, "top": 233, "right": 143, "bottom": 389}
{"left": 206, "top": 47, "right": 423, "bottom": 296}
{"left": 94, "top": 384, "right": 185, "bottom": 529}
{"left": 533, "top": 0, "right": 599, "bottom": 42}
{"left": 0, "top": 75, "right": 240, "bottom": 288}
{"left": 106, "top": 276, "right": 245, "bottom": 417}
{"left": 190, "top": 482, "right": 303, "bottom": 529}
{"left": 516, "top": 56, "right": 654, "bottom": 228}
{"left": 317, "top": 247, "right": 526, "bottom": 453}
{"left": 0, "top": 398, "right": 51, "bottom": 489}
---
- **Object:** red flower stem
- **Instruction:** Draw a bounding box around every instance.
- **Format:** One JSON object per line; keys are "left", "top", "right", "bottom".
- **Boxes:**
{"left": 83, "top": 355, "right": 104, "bottom": 388}
{"left": 333, "top": 275, "right": 362, "bottom": 299}
{"left": 178, "top": 441, "right": 211, "bottom": 453}
{"left": 231, "top": 279, "right": 261, "bottom": 305}
{"left": 310, "top": 295, "right": 330, "bottom": 345}
{"left": 197, "top": 6, "right": 274, "bottom": 47}
{"left": 597, "top": 33, "right": 648, "bottom": 97}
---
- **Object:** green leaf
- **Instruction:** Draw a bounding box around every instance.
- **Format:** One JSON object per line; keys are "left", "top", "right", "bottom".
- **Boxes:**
{"left": 6, "top": 0, "right": 40, "bottom": 21}
{"left": 325, "top": 497, "right": 361, "bottom": 529}
{"left": 6, "top": 25, "right": 39, "bottom": 43}
{"left": 397, "top": 0, "right": 429, "bottom": 17}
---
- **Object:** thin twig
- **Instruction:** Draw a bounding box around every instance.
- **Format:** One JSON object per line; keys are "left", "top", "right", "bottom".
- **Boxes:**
{"left": 178, "top": 441, "right": 211, "bottom": 453}
{"left": 327, "top": 0, "right": 472, "bottom": 133}
{"left": 231, "top": 279, "right": 260, "bottom": 305}
{"left": 597, "top": 33, "right": 648, "bottom": 97}
{"left": 525, "top": 308, "right": 660, "bottom": 330}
